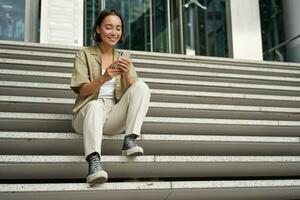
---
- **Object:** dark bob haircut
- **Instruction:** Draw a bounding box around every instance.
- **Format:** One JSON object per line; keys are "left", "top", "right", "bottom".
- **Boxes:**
{"left": 92, "top": 9, "right": 124, "bottom": 44}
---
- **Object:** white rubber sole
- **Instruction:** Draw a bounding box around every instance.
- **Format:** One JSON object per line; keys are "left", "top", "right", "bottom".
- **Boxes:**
{"left": 122, "top": 146, "right": 144, "bottom": 156}
{"left": 87, "top": 169, "right": 108, "bottom": 185}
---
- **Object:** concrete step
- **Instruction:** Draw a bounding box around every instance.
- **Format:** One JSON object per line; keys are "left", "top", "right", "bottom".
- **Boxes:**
{"left": 1, "top": 58, "right": 300, "bottom": 86}
{"left": 0, "top": 40, "right": 79, "bottom": 53}
{"left": 0, "top": 131, "right": 299, "bottom": 156}
{"left": 1, "top": 95, "right": 300, "bottom": 120}
{"left": 139, "top": 67, "right": 300, "bottom": 86}
{"left": 0, "top": 49, "right": 75, "bottom": 62}
{"left": 1, "top": 41, "right": 300, "bottom": 75}
{"left": 0, "top": 58, "right": 72, "bottom": 73}
{"left": 134, "top": 57, "right": 300, "bottom": 76}
{"left": 0, "top": 69, "right": 70, "bottom": 84}
{"left": 1, "top": 155, "right": 300, "bottom": 179}
{"left": 2, "top": 69, "right": 300, "bottom": 96}
{"left": 1, "top": 112, "right": 300, "bottom": 136}
{"left": 2, "top": 41, "right": 300, "bottom": 200}
{"left": 1, "top": 81, "right": 300, "bottom": 106}
{"left": 1, "top": 180, "right": 300, "bottom": 200}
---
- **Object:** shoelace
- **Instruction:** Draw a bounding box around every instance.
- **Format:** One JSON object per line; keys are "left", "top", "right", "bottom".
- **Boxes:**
{"left": 88, "top": 154, "right": 101, "bottom": 175}
{"left": 123, "top": 134, "right": 138, "bottom": 150}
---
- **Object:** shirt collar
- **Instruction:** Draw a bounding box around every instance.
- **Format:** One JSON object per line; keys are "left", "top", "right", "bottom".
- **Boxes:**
{"left": 91, "top": 44, "right": 118, "bottom": 64}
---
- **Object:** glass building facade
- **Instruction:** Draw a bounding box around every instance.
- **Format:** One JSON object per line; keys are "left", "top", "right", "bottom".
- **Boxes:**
{"left": 0, "top": 0, "right": 299, "bottom": 62}
{"left": 84, "top": 0, "right": 229, "bottom": 57}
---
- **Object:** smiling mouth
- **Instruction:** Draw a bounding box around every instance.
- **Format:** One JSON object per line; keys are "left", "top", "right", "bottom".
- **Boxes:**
{"left": 108, "top": 37, "right": 118, "bottom": 41}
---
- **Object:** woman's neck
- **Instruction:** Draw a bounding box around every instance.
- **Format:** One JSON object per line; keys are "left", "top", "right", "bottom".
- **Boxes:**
{"left": 98, "top": 42, "right": 113, "bottom": 55}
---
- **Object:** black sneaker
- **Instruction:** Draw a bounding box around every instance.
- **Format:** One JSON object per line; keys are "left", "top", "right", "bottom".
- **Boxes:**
{"left": 122, "top": 134, "right": 144, "bottom": 156}
{"left": 86, "top": 152, "right": 108, "bottom": 184}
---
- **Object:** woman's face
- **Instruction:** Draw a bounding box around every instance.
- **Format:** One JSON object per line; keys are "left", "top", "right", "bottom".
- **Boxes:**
{"left": 97, "top": 15, "right": 122, "bottom": 46}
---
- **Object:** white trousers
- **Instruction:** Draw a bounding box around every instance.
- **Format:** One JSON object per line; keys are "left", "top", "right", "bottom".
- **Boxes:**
{"left": 72, "top": 80, "right": 151, "bottom": 158}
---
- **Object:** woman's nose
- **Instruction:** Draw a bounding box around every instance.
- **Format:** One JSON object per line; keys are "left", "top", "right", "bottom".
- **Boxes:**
{"left": 110, "top": 29, "right": 116, "bottom": 35}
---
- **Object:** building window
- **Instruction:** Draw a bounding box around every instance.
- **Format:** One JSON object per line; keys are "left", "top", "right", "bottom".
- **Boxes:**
{"left": 84, "top": 0, "right": 101, "bottom": 46}
{"left": 105, "top": 0, "right": 151, "bottom": 51}
{"left": 259, "top": 0, "right": 285, "bottom": 62}
{"left": 0, "top": 0, "right": 25, "bottom": 41}
{"left": 182, "top": 0, "right": 229, "bottom": 57}
{"left": 152, "top": 0, "right": 168, "bottom": 53}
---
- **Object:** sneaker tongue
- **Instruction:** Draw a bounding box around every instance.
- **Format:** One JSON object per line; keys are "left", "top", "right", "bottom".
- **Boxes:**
{"left": 129, "top": 134, "right": 138, "bottom": 139}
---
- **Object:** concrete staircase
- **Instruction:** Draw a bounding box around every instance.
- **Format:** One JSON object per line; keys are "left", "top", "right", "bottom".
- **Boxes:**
{"left": 0, "top": 40, "right": 300, "bottom": 199}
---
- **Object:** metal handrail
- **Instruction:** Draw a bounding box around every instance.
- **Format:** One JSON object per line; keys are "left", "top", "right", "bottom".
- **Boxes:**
{"left": 184, "top": 0, "right": 207, "bottom": 10}
{"left": 264, "top": 33, "right": 300, "bottom": 55}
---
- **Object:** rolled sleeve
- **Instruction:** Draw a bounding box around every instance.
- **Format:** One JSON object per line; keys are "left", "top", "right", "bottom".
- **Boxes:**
{"left": 70, "top": 50, "right": 89, "bottom": 94}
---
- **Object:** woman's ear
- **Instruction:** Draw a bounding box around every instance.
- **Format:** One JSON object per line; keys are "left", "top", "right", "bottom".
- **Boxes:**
{"left": 96, "top": 25, "right": 101, "bottom": 34}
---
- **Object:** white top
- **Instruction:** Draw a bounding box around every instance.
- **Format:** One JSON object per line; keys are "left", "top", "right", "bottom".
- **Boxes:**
{"left": 98, "top": 69, "right": 116, "bottom": 99}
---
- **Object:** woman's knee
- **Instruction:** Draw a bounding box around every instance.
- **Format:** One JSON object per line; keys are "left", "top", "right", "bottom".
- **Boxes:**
{"left": 133, "top": 80, "right": 151, "bottom": 96}
{"left": 73, "top": 100, "right": 103, "bottom": 129}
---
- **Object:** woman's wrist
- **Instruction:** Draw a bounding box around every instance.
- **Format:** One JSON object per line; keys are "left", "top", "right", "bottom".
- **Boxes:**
{"left": 124, "top": 72, "right": 131, "bottom": 79}
{"left": 97, "top": 76, "right": 105, "bottom": 86}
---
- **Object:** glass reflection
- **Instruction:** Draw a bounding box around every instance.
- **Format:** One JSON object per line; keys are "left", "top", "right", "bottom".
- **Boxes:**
{"left": 170, "top": 0, "right": 181, "bottom": 54}
{"left": 105, "top": 0, "right": 151, "bottom": 51}
{"left": 152, "top": 0, "right": 168, "bottom": 52}
{"left": 182, "top": 0, "right": 228, "bottom": 57}
{"left": 0, "top": 0, "right": 25, "bottom": 41}
{"left": 259, "top": 0, "right": 285, "bottom": 62}
{"left": 84, "top": 0, "right": 100, "bottom": 46}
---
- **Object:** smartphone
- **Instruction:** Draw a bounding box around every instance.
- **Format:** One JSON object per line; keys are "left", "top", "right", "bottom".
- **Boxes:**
{"left": 120, "top": 51, "right": 131, "bottom": 59}
{"left": 115, "top": 51, "right": 131, "bottom": 68}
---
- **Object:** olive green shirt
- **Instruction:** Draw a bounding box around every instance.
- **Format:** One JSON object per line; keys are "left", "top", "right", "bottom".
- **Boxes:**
{"left": 70, "top": 44, "right": 138, "bottom": 116}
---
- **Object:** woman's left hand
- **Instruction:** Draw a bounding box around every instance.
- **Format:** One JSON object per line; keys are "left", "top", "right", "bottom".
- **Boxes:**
{"left": 115, "top": 57, "right": 131, "bottom": 74}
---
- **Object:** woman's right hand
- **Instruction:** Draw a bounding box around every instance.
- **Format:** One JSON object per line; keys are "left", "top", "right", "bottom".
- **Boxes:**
{"left": 79, "top": 62, "right": 122, "bottom": 98}
{"left": 102, "top": 62, "right": 122, "bottom": 82}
